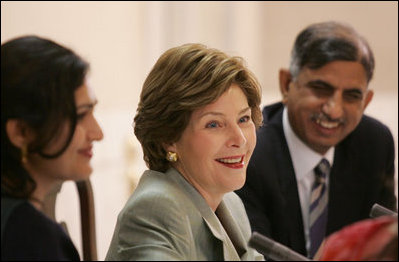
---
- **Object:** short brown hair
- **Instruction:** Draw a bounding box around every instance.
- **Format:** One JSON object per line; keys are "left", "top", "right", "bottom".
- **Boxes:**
{"left": 134, "top": 43, "right": 262, "bottom": 172}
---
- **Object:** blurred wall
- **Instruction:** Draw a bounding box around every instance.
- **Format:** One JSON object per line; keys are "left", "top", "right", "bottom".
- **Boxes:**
{"left": 2, "top": 1, "right": 397, "bottom": 260}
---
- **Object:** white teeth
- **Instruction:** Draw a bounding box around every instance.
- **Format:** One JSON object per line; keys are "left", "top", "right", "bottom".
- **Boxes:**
{"left": 316, "top": 119, "right": 339, "bottom": 129}
{"left": 217, "top": 157, "right": 242, "bottom": 164}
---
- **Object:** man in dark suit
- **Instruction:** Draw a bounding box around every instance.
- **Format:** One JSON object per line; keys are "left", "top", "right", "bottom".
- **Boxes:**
{"left": 236, "top": 21, "right": 397, "bottom": 259}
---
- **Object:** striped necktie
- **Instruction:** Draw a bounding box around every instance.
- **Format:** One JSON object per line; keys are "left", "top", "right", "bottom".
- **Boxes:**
{"left": 309, "top": 158, "right": 330, "bottom": 259}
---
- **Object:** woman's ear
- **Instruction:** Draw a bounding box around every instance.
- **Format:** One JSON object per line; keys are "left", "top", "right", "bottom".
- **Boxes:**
{"left": 6, "top": 120, "right": 33, "bottom": 149}
{"left": 162, "top": 142, "right": 177, "bottom": 153}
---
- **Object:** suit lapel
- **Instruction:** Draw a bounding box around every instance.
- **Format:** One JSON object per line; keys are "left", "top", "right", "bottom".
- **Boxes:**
{"left": 269, "top": 106, "right": 307, "bottom": 252}
{"left": 168, "top": 168, "right": 241, "bottom": 260}
{"left": 201, "top": 206, "right": 241, "bottom": 261}
{"left": 328, "top": 140, "right": 366, "bottom": 234}
{"left": 215, "top": 201, "right": 248, "bottom": 257}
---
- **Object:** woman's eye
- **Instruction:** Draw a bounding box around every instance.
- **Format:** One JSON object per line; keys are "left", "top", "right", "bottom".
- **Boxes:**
{"left": 239, "top": 115, "right": 250, "bottom": 123}
{"left": 77, "top": 112, "right": 87, "bottom": 121}
{"left": 205, "top": 121, "right": 220, "bottom": 128}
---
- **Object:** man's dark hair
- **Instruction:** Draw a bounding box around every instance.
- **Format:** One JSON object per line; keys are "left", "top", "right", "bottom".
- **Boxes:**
{"left": 289, "top": 21, "right": 375, "bottom": 82}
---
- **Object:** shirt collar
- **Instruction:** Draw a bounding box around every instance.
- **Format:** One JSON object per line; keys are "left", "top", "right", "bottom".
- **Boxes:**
{"left": 282, "top": 106, "right": 334, "bottom": 181}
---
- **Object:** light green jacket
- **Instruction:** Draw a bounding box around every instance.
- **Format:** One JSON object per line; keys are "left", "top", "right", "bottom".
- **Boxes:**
{"left": 105, "top": 168, "right": 264, "bottom": 261}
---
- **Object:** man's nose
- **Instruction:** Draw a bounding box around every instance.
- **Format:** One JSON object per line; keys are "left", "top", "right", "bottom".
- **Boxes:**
{"left": 322, "top": 93, "right": 344, "bottom": 120}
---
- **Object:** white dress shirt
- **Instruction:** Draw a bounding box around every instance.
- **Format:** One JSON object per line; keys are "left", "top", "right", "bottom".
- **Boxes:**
{"left": 282, "top": 107, "right": 334, "bottom": 254}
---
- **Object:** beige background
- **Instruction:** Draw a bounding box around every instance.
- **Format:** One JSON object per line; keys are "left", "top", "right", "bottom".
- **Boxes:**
{"left": 2, "top": 1, "right": 397, "bottom": 260}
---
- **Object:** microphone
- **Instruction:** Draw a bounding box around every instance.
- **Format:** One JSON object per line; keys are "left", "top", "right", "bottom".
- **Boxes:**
{"left": 249, "top": 232, "right": 310, "bottom": 261}
{"left": 369, "top": 203, "right": 397, "bottom": 218}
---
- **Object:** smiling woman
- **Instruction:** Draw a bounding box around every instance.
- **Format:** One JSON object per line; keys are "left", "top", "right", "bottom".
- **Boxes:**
{"left": 165, "top": 84, "right": 256, "bottom": 211}
{"left": 1, "top": 35, "right": 103, "bottom": 260}
{"left": 105, "top": 43, "right": 264, "bottom": 261}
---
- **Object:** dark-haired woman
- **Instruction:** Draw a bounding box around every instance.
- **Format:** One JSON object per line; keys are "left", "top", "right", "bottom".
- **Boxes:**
{"left": 1, "top": 35, "right": 103, "bottom": 260}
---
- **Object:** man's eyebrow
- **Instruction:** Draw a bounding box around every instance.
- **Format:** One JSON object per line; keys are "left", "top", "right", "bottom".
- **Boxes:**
{"left": 306, "top": 80, "right": 335, "bottom": 89}
{"left": 307, "top": 80, "right": 364, "bottom": 93}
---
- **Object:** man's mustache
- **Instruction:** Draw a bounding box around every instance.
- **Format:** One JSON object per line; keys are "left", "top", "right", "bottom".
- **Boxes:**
{"left": 311, "top": 112, "right": 345, "bottom": 125}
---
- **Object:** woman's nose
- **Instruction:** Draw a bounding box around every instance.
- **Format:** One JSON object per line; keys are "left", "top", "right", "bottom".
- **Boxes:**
{"left": 227, "top": 125, "right": 246, "bottom": 148}
{"left": 88, "top": 115, "right": 104, "bottom": 141}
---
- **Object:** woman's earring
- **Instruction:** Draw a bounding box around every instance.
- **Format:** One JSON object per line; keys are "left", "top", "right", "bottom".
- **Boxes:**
{"left": 21, "top": 144, "right": 28, "bottom": 164}
{"left": 166, "top": 151, "right": 178, "bottom": 162}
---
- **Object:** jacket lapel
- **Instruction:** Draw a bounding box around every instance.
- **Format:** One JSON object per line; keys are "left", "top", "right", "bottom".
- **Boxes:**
{"left": 168, "top": 168, "right": 241, "bottom": 260}
{"left": 268, "top": 104, "right": 307, "bottom": 253}
{"left": 215, "top": 201, "right": 248, "bottom": 258}
{"left": 202, "top": 215, "right": 240, "bottom": 260}
{"left": 328, "top": 139, "right": 366, "bottom": 235}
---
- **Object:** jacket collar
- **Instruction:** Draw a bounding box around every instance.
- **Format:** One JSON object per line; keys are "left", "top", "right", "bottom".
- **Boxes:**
{"left": 166, "top": 168, "right": 247, "bottom": 260}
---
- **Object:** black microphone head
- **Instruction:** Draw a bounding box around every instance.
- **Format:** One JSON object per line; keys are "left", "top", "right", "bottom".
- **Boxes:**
{"left": 249, "top": 232, "right": 310, "bottom": 261}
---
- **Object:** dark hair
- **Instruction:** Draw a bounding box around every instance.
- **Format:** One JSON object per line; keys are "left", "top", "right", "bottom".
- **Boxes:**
{"left": 134, "top": 43, "right": 262, "bottom": 172}
{"left": 1, "top": 35, "right": 89, "bottom": 198}
{"left": 289, "top": 21, "right": 375, "bottom": 82}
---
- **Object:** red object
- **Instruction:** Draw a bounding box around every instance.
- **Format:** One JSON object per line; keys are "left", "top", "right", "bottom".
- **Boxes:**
{"left": 318, "top": 216, "right": 398, "bottom": 261}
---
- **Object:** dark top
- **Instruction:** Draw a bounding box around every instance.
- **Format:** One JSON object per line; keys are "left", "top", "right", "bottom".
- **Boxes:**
{"left": 236, "top": 102, "right": 397, "bottom": 256}
{"left": 1, "top": 196, "right": 80, "bottom": 261}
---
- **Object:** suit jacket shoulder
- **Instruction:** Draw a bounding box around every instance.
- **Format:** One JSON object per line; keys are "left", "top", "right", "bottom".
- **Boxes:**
{"left": 106, "top": 168, "right": 263, "bottom": 261}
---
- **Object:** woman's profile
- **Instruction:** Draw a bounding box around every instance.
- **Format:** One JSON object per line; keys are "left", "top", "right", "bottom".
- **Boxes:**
{"left": 1, "top": 35, "right": 104, "bottom": 260}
